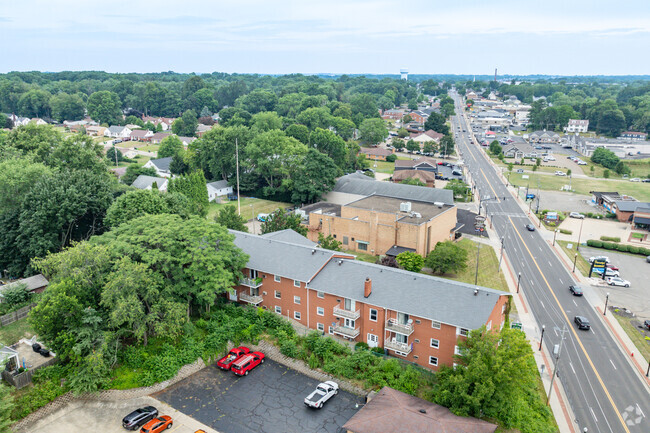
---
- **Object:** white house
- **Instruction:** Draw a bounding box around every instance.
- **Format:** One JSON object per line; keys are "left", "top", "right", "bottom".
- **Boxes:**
{"left": 207, "top": 180, "right": 233, "bottom": 201}
{"left": 107, "top": 125, "right": 132, "bottom": 138}
{"left": 30, "top": 118, "right": 47, "bottom": 126}
{"left": 566, "top": 119, "right": 589, "bottom": 133}
{"left": 143, "top": 157, "right": 173, "bottom": 178}
{"left": 131, "top": 175, "right": 168, "bottom": 192}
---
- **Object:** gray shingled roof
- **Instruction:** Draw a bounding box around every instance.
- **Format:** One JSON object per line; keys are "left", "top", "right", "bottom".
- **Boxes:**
{"left": 334, "top": 173, "right": 454, "bottom": 205}
{"left": 307, "top": 259, "right": 507, "bottom": 330}
{"left": 149, "top": 157, "right": 172, "bottom": 172}
{"left": 260, "top": 229, "right": 317, "bottom": 247}
{"left": 131, "top": 175, "right": 167, "bottom": 190}
{"left": 108, "top": 125, "right": 126, "bottom": 134}
{"left": 615, "top": 201, "right": 650, "bottom": 212}
{"left": 231, "top": 231, "right": 351, "bottom": 282}
{"left": 1, "top": 274, "right": 49, "bottom": 294}
{"left": 207, "top": 180, "right": 230, "bottom": 189}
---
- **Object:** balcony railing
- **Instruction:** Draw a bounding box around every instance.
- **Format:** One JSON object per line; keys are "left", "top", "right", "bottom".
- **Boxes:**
{"left": 333, "top": 306, "right": 360, "bottom": 320}
{"left": 239, "top": 293, "right": 263, "bottom": 305}
{"left": 385, "top": 339, "right": 412, "bottom": 355}
{"left": 240, "top": 277, "right": 263, "bottom": 288}
{"left": 386, "top": 319, "right": 414, "bottom": 336}
{"left": 332, "top": 325, "right": 360, "bottom": 339}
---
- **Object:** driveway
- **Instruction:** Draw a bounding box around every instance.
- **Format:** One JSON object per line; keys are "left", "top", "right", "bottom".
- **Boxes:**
{"left": 29, "top": 397, "right": 214, "bottom": 433}
{"left": 578, "top": 246, "right": 650, "bottom": 319}
{"left": 154, "top": 359, "right": 363, "bottom": 433}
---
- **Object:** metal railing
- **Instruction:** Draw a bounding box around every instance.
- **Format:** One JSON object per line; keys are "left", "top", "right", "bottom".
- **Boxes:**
{"left": 239, "top": 277, "right": 263, "bottom": 288}
{"left": 333, "top": 306, "right": 360, "bottom": 320}
{"left": 386, "top": 318, "right": 414, "bottom": 336}
{"left": 239, "top": 293, "right": 263, "bottom": 305}
{"left": 385, "top": 339, "right": 412, "bottom": 354}
{"left": 332, "top": 325, "right": 360, "bottom": 339}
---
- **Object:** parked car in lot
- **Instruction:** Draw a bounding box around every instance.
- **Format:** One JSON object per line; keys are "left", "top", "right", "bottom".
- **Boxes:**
{"left": 123, "top": 406, "right": 159, "bottom": 430}
{"left": 525, "top": 224, "right": 535, "bottom": 231}
{"left": 569, "top": 285, "right": 583, "bottom": 296}
{"left": 217, "top": 346, "right": 250, "bottom": 370}
{"left": 644, "top": 320, "right": 650, "bottom": 330}
{"left": 256, "top": 213, "right": 269, "bottom": 222}
{"left": 231, "top": 351, "right": 265, "bottom": 376}
{"left": 588, "top": 256, "right": 610, "bottom": 264}
{"left": 593, "top": 268, "right": 620, "bottom": 278}
{"left": 304, "top": 381, "right": 339, "bottom": 409}
{"left": 525, "top": 193, "right": 536, "bottom": 200}
{"left": 607, "top": 264, "right": 619, "bottom": 271}
{"left": 606, "top": 277, "right": 630, "bottom": 287}
{"left": 629, "top": 178, "right": 641, "bottom": 182}
{"left": 569, "top": 212, "right": 585, "bottom": 219}
{"left": 574, "top": 316, "right": 590, "bottom": 330}
{"left": 140, "top": 415, "right": 172, "bottom": 433}
{"left": 555, "top": 171, "right": 566, "bottom": 176}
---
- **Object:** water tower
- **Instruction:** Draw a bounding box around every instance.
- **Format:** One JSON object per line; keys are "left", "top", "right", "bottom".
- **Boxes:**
{"left": 400, "top": 68, "right": 409, "bottom": 80}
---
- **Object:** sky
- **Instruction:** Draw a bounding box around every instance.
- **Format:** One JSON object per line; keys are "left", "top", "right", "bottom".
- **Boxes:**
{"left": 2, "top": 0, "right": 649, "bottom": 76}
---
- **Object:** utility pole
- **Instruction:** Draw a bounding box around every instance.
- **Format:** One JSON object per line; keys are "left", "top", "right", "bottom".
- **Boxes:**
{"left": 498, "top": 235, "right": 504, "bottom": 271}
{"left": 535, "top": 178, "right": 541, "bottom": 214}
{"left": 547, "top": 325, "right": 568, "bottom": 405}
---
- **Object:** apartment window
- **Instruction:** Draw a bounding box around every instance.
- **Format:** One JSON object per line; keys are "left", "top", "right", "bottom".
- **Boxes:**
{"left": 317, "top": 307, "right": 324, "bottom": 316}
{"left": 458, "top": 327, "right": 469, "bottom": 337}
{"left": 357, "top": 241, "right": 368, "bottom": 251}
{"left": 274, "top": 275, "right": 281, "bottom": 283}
{"left": 317, "top": 323, "right": 324, "bottom": 332}
{"left": 274, "top": 306, "right": 282, "bottom": 314}
{"left": 294, "top": 296, "right": 301, "bottom": 305}
{"left": 431, "top": 320, "right": 441, "bottom": 329}
{"left": 369, "top": 309, "right": 378, "bottom": 322}
{"left": 274, "top": 290, "right": 281, "bottom": 299}
{"left": 317, "top": 291, "right": 324, "bottom": 299}
{"left": 430, "top": 339, "right": 439, "bottom": 349}
{"left": 294, "top": 280, "right": 300, "bottom": 287}
{"left": 328, "top": 326, "right": 334, "bottom": 335}
{"left": 294, "top": 311, "right": 301, "bottom": 320}
{"left": 342, "top": 236, "right": 348, "bottom": 245}
{"left": 429, "top": 356, "right": 438, "bottom": 366}
{"left": 455, "top": 345, "right": 461, "bottom": 356}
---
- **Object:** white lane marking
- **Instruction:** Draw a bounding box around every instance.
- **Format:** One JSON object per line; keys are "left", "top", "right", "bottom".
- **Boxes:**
{"left": 637, "top": 404, "right": 646, "bottom": 418}
{"left": 559, "top": 278, "right": 563, "bottom": 285}
{"left": 569, "top": 362, "right": 576, "bottom": 375}
{"left": 548, "top": 261, "right": 552, "bottom": 267}
{"left": 590, "top": 327, "right": 595, "bottom": 334}
{"left": 540, "top": 301, "right": 545, "bottom": 309}
{"left": 573, "top": 300, "right": 578, "bottom": 307}
{"left": 590, "top": 406, "right": 599, "bottom": 423}
{"left": 609, "top": 359, "right": 616, "bottom": 370}
{"left": 539, "top": 246, "right": 543, "bottom": 251}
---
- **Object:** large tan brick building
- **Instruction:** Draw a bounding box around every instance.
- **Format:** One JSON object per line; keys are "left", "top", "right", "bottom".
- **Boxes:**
{"left": 230, "top": 230, "right": 510, "bottom": 372}
{"left": 302, "top": 195, "right": 457, "bottom": 257}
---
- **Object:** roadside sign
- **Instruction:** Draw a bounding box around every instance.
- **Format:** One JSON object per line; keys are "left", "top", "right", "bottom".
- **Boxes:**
{"left": 511, "top": 322, "right": 522, "bottom": 330}
{"left": 593, "top": 259, "right": 607, "bottom": 270}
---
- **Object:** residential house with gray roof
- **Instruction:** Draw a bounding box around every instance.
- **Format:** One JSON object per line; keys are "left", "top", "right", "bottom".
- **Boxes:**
{"left": 229, "top": 230, "right": 509, "bottom": 371}
{"left": 131, "top": 175, "right": 168, "bottom": 192}
{"left": 143, "top": 157, "right": 173, "bottom": 178}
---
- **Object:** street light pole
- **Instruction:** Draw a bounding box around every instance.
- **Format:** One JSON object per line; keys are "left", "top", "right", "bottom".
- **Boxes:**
{"left": 573, "top": 253, "right": 578, "bottom": 273}
{"left": 553, "top": 229, "right": 558, "bottom": 246}
{"left": 547, "top": 325, "right": 568, "bottom": 406}
{"left": 576, "top": 217, "right": 585, "bottom": 251}
{"left": 539, "top": 325, "right": 545, "bottom": 351}
{"left": 604, "top": 292, "right": 610, "bottom": 316}
{"left": 516, "top": 272, "right": 521, "bottom": 293}
{"left": 498, "top": 235, "right": 504, "bottom": 271}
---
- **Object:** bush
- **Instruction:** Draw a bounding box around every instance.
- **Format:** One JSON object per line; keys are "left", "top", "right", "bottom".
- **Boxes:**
{"left": 600, "top": 236, "right": 621, "bottom": 242}
{"left": 615, "top": 244, "right": 629, "bottom": 252}
{"left": 280, "top": 339, "right": 298, "bottom": 358}
{"left": 587, "top": 240, "right": 603, "bottom": 248}
{"left": 605, "top": 212, "right": 616, "bottom": 219}
{"left": 628, "top": 245, "right": 640, "bottom": 254}
{"left": 355, "top": 342, "right": 369, "bottom": 350}
{"left": 371, "top": 346, "right": 385, "bottom": 354}
{"left": 559, "top": 229, "right": 572, "bottom": 235}
{"left": 602, "top": 242, "right": 615, "bottom": 250}
{"left": 385, "top": 154, "right": 397, "bottom": 162}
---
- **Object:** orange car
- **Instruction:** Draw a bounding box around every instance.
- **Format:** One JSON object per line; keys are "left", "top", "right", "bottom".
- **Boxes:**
{"left": 140, "top": 415, "right": 172, "bottom": 433}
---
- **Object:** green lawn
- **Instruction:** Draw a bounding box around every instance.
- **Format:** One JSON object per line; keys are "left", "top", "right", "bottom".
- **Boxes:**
{"left": 557, "top": 240, "right": 590, "bottom": 275}
{"left": 136, "top": 144, "right": 160, "bottom": 153}
{"left": 340, "top": 249, "right": 377, "bottom": 263}
{"left": 611, "top": 313, "right": 650, "bottom": 361}
{"left": 370, "top": 160, "right": 396, "bottom": 174}
{"left": 507, "top": 172, "right": 650, "bottom": 201}
{"left": 0, "top": 318, "right": 35, "bottom": 344}
{"left": 207, "top": 197, "right": 292, "bottom": 220}
{"left": 427, "top": 239, "right": 510, "bottom": 292}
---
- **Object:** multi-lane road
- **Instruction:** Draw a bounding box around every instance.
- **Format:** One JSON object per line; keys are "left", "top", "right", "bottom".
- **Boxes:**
{"left": 450, "top": 93, "right": 649, "bottom": 433}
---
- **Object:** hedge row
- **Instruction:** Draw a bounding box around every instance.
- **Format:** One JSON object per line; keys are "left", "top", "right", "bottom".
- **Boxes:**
{"left": 599, "top": 236, "right": 621, "bottom": 243}
{"left": 586, "top": 239, "right": 650, "bottom": 255}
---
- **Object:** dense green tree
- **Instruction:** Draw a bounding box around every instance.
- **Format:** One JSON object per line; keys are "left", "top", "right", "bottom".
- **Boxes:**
{"left": 50, "top": 92, "right": 86, "bottom": 122}
{"left": 121, "top": 164, "right": 158, "bottom": 186}
{"left": 285, "top": 123, "right": 310, "bottom": 144}
{"left": 406, "top": 139, "right": 420, "bottom": 153}
{"left": 172, "top": 109, "right": 198, "bottom": 137}
{"left": 423, "top": 142, "right": 435, "bottom": 154}
{"left": 157, "top": 135, "right": 184, "bottom": 158}
{"left": 385, "top": 154, "right": 397, "bottom": 162}
{"left": 215, "top": 205, "right": 248, "bottom": 232}
{"left": 391, "top": 137, "right": 405, "bottom": 151}
{"left": 359, "top": 118, "right": 388, "bottom": 145}
{"left": 489, "top": 140, "right": 502, "bottom": 155}
{"left": 0, "top": 159, "right": 52, "bottom": 214}
{"left": 260, "top": 209, "right": 308, "bottom": 236}
{"left": 236, "top": 89, "right": 278, "bottom": 114}
{"left": 251, "top": 111, "right": 282, "bottom": 132}
{"left": 309, "top": 127, "right": 347, "bottom": 168}
{"left": 317, "top": 233, "right": 341, "bottom": 251}
{"left": 396, "top": 251, "right": 424, "bottom": 273}
{"left": 439, "top": 135, "right": 455, "bottom": 156}
{"left": 297, "top": 107, "right": 332, "bottom": 130}
{"left": 190, "top": 125, "right": 251, "bottom": 181}
{"left": 105, "top": 146, "right": 123, "bottom": 165}
{"left": 397, "top": 127, "right": 409, "bottom": 138}
{"left": 591, "top": 147, "right": 620, "bottom": 169}
{"left": 424, "top": 112, "right": 450, "bottom": 135}
{"left": 190, "top": 88, "right": 218, "bottom": 114}
{"left": 167, "top": 170, "right": 209, "bottom": 217}
{"left": 4, "top": 124, "right": 61, "bottom": 161}
{"left": 349, "top": 93, "right": 379, "bottom": 121}
{"left": 218, "top": 107, "right": 252, "bottom": 127}
{"left": 444, "top": 179, "right": 470, "bottom": 201}
{"left": 104, "top": 189, "right": 191, "bottom": 228}
{"left": 47, "top": 134, "right": 106, "bottom": 173}
{"left": 215, "top": 80, "right": 248, "bottom": 108}
{"left": 17, "top": 89, "right": 51, "bottom": 118}
{"left": 0, "top": 383, "right": 14, "bottom": 433}
{"left": 87, "top": 90, "right": 122, "bottom": 124}
{"left": 598, "top": 109, "right": 626, "bottom": 137}
{"left": 330, "top": 116, "right": 355, "bottom": 140}
{"left": 290, "top": 148, "right": 338, "bottom": 205}
{"left": 425, "top": 241, "right": 468, "bottom": 274}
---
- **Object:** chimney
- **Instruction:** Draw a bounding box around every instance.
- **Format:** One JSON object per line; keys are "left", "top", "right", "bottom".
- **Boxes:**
{"left": 364, "top": 277, "right": 372, "bottom": 298}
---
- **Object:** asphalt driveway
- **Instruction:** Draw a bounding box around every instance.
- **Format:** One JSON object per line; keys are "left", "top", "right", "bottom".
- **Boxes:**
{"left": 154, "top": 359, "right": 363, "bottom": 433}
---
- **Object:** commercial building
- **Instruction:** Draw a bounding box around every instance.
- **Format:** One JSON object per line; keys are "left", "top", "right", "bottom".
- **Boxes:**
{"left": 230, "top": 230, "right": 509, "bottom": 372}
{"left": 566, "top": 119, "right": 589, "bottom": 133}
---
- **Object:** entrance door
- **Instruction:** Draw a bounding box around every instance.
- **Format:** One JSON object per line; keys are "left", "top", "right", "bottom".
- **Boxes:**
{"left": 344, "top": 318, "right": 355, "bottom": 329}
{"left": 367, "top": 333, "right": 378, "bottom": 348}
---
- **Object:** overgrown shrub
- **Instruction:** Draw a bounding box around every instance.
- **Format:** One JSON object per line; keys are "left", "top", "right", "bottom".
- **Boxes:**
{"left": 356, "top": 341, "right": 369, "bottom": 350}
{"left": 600, "top": 236, "right": 621, "bottom": 242}
{"left": 280, "top": 339, "right": 298, "bottom": 358}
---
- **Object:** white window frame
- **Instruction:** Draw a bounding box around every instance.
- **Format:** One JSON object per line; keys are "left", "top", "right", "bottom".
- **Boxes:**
{"left": 431, "top": 320, "right": 441, "bottom": 329}
{"left": 317, "top": 291, "right": 324, "bottom": 299}
{"left": 294, "top": 295, "right": 301, "bottom": 305}
{"left": 294, "top": 311, "right": 301, "bottom": 320}
{"left": 274, "top": 275, "right": 281, "bottom": 283}
{"left": 430, "top": 338, "right": 439, "bottom": 349}
{"left": 274, "top": 306, "right": 282, "bottom": 314}
{"left": 328, "top": 326, "right": 334, "bottom": 335}
{"left": 369, "top": 309, "right": 378, "bottom": 322}
{"left": 274, "top": 290, "right": 281, "bottom": 299}
{"left": 317, "top": 323, "right": 324, "bottom": 332}
{"left": 458, "top": 327, "right": 469, "bottom": 337}
{"left": 293, "top": 280, "right": 300, "bottom": 287}
{"left": 486, "top": 320, "right": 492, "bottom": 331}
{"left": 455, "top": 345, "right": 461, "bottom": 356}
{"left": 429, "top": 356, "right": 438, "bottom": 366}
{"left": 317, "top": 307, "right": 324, "bottom": 316}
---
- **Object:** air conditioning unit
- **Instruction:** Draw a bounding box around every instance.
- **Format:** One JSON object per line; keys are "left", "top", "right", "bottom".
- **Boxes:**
{"left": 433, "top": 201, "right": 444, "bottom": 208}
{"left": 400, "top": 202, "right": 412, "bottom": 212}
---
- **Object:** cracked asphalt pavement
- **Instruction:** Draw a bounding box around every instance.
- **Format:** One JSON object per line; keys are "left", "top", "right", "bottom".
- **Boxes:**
{"left": 154, "top": 359, "right": 363, "bottom": 433}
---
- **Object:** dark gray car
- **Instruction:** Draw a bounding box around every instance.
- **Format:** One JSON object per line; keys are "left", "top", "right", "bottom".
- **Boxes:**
{"left": 122, "top": 406, "right": 158, "bottom": 430}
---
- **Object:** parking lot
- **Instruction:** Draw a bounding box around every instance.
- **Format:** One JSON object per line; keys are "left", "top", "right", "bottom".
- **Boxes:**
{"left": 155, "top": 359, "right": 363, "bottom": 433}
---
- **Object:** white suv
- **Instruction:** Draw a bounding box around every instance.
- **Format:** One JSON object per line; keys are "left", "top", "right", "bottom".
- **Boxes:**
{"left": 569, "top": 212, "right": 585, "bottom": 219}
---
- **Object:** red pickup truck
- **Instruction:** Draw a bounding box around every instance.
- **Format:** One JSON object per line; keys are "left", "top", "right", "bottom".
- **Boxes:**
{"left": 217, "top": 346, "right": 250, "bottom": 370}
{"left": 231, "top": 351, "right": 265, "bottom": 376}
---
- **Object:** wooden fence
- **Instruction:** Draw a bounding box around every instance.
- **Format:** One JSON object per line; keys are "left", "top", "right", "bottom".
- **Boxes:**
{"left": 1, "top": 357, "right": 57, "bottom": 389}
{"left": 0, "top": 304, "right": 36, "bottom": 327}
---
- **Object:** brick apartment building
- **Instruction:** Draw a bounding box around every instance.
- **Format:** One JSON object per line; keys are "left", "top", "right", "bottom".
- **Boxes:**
{"left": 301, "top": 195, "right": 458, "bottom": 256}
{"left": 230, "top": 230, "right": 510, "bottom": 371}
